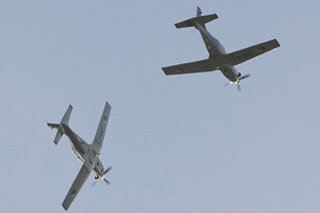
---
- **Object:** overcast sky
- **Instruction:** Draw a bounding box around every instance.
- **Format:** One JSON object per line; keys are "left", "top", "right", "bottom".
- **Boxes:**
{"left": 0, "top": 0, "right": 319, "bottom": 212}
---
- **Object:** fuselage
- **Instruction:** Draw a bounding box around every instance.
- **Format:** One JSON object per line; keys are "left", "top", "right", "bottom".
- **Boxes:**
{"left": 62, "top": 124, "right": 105, "bottom": 178}
{"left": 194, "top": 22, "right": 239, "bottom": 82}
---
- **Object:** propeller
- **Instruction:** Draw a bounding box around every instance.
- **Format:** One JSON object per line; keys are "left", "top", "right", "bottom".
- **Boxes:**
{"left": 239, "top": 74, "right": 250, "bottom": 80}
{"left": 102, "top": 166, "right": 112, "bottom": 185}
{"left": 237, "top": 83, "right": 241, "bottom": 91}
{"left": 103, "top": 178, "right": 111, "bottom": 185}
{"left": 91, "top": 166, "right": 112, "bottom": 187}
{"left": 103, "top": 166, "right": 112, "bottom": 175}
{"left": 91, "top": 181, "right": 98, "bottom": 187}
{"left": 225, "top": 73, "right": 250, "bottom": 91}
{"left": 237, "top": 74, "right": 251, "bottom": 91}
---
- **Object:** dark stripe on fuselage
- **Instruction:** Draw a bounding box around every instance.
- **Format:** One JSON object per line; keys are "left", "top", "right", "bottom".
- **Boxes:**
{"left": 62, "top": 124, "right": 86, "bottom": 158}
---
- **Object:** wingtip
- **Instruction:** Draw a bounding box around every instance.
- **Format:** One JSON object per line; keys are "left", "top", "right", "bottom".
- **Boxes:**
{"left": 62, "top": 204, "right": 68, "bottom": 211}
{"left": 47, "top": 122, "right": 55, "bottom": 129}
{"left": 272, "top": 39, "right": 280, "bottom": 47}
{"left": 105, "top": 100, "right": 111, "bottom": 109}
{"left": 161, "top": 67, "right": 170, "bottom": 75}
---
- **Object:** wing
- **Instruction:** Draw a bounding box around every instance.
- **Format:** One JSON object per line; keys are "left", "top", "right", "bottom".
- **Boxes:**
{"left": 226, "top": 39, "right": 280, "bottom": 66}
{"left": 91, "top": 101, "right": 111, "bottom": 154}
{"left": 62, "top": 164, "right": 91, "bottom": 211}
{"left": 162, "top": 59, "right": 216, "bottom": 75}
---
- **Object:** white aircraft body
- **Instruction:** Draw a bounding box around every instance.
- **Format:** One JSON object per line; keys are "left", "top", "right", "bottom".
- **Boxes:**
{"left": 48, "top": 101, "right": 111, "bottom": 211}
{"left": 162, "top": 7, "right": 280, "bottom": 90}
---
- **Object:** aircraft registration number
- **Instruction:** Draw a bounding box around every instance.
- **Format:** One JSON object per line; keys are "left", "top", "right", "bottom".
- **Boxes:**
{"left": 236, "top": 50, "right": 254, "bottom": 61}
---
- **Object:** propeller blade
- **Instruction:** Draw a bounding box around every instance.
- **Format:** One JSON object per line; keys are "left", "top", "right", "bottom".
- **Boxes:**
{"left": 103, "top": 166, "right": 112, "bottom": 175}
{"left": 91, "top": 181, "right": 98, "bottom": 187}
{"left": 237, "top": 83, "right": 241, "bottom": 91}
{"left": 103, "top": 178, "right": 111, "bottom": 185}
{"left": 239, "top": 74, "right": 250, "bottom": 80}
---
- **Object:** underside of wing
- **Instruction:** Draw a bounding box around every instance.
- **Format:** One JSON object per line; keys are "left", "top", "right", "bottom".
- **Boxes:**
{"left": 226, "top": 39, "right": 280, "bottom": 66}
{"left": 62, "top": 164, "right": 91, "bottom": 211}
{"left": 162, "top": 58, "right": 216, "bottom": 75}
{"left": 91, "top": 101, "right": 111, "bottom": 154}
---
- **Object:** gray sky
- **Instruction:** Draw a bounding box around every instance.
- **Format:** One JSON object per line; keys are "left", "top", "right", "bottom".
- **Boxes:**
{"left": 0, "top": 0, "right": 319, "bottom": 212}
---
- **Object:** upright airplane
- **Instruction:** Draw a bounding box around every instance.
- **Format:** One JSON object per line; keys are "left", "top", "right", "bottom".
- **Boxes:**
{"left": 48, "top": 101, "right": 112, "bottom": 211}
{"left": 162, "top": 7, "right": 280, "bottom": 90}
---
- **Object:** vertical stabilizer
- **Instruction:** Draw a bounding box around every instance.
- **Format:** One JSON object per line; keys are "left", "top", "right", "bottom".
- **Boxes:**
{"left": 197, "top": 6, "right": 202, "bottom": 17}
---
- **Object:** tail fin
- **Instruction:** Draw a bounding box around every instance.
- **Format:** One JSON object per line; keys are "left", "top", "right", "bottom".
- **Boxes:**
{"left": 47, "top": 105, "right": 73, "bottom": 145}
{"left": 175, "top": 7, "right": 218, "bottom": 29}
{"left": 197, "top": 6, "right": 202, "bottom": 17}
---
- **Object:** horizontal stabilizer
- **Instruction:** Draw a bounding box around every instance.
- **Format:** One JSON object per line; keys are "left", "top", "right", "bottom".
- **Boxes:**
{"left": 61, "top": 105, "right": 73, "bottom": 125}
{"left": 47, "top": 123, "right": 62, "bottom": 145}
{"left": 175, "top": 14, "right": 218, "bottom": 29}
{"left": 47, "top": 105, "right": 73, "bottom": 145}
{"left": 54, "top": 130, "right": 63, "bottom": 145}
{"left": 47, "top": 123, "right": 60, "bottom": 129}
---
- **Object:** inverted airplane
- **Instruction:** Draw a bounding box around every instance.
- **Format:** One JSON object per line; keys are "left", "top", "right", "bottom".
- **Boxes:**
{"left": 48, "top": 101, "right": 112, "bottom": 211}
{"left": 162, "top": 7, "right": 280, "bottom": 90}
